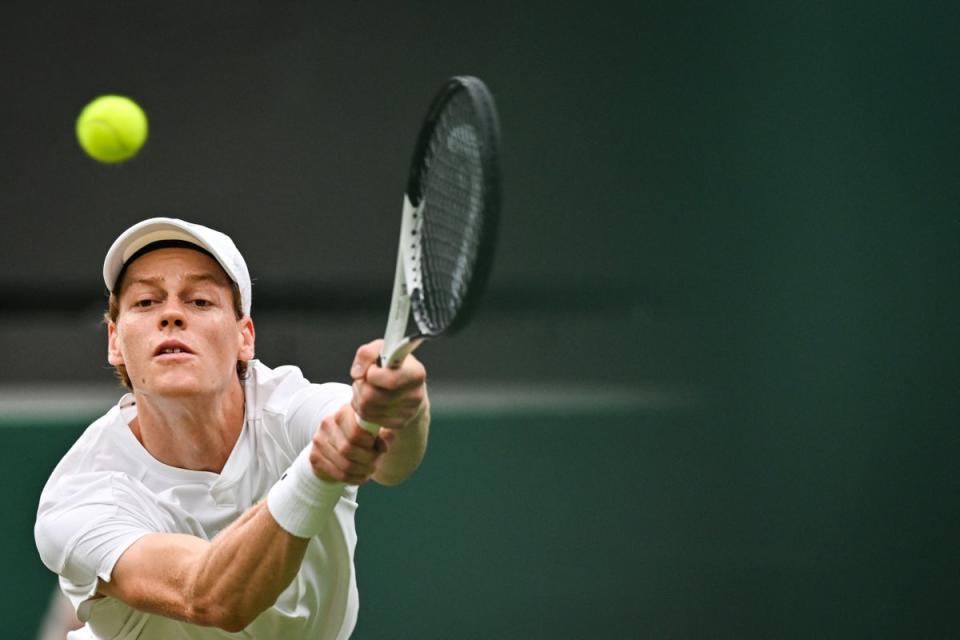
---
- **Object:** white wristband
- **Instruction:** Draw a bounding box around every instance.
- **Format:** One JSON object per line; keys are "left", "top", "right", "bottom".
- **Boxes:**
{"left": 267, "top": 445, "right": 345, "bottom": 538}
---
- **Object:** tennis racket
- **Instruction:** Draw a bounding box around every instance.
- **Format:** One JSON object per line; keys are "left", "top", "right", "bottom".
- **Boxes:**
{"left": 356, "top": 75, "right": 501, "bottom": 434}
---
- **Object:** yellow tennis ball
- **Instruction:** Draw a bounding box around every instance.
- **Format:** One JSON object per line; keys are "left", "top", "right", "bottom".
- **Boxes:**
{"left": 76, "top": 95, "right": 148, "bottom": 163}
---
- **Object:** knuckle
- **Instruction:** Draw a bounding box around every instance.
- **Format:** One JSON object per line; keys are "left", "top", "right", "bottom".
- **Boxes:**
{"left": 312, "top": 433, "right": 327, "bottom": 452}
{"left": 358, "top": 339, "right": 381, "bottom": 359}
{"left": 320, "top": 415, "right": 336, "bottom": 433}
{"left": 405, "top": 356, "right": 425, "bottom": 376}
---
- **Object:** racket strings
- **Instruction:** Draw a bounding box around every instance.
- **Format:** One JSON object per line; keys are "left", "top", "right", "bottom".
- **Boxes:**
{"left": 415, "top": 91, "right": 490, "bottom": 334}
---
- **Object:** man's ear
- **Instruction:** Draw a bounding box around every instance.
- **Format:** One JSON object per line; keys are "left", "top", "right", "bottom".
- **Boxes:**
{"left": 107, "top": 321, "right": 125, "bottom": 366}
{"left": 238, "top": 315, "right": 255, "bottom": 361}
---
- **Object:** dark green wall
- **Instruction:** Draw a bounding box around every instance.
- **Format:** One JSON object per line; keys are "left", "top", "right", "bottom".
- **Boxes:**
{"left": 3, "top": 420, "right": 87, "bottom": 639}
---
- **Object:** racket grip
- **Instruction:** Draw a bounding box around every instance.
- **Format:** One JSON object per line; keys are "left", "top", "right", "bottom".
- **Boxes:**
{"left": 355, "top": 413, "right": 381, "bottom": 435}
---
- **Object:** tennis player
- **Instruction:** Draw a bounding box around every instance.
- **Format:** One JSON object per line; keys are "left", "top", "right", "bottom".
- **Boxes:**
{"left": 34, "top": 217, "right": 430, "bottom": 639}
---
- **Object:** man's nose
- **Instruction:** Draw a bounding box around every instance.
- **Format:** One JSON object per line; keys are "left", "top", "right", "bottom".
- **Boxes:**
{"left": 159, "top": 303, "right": 186, "bottom": 328}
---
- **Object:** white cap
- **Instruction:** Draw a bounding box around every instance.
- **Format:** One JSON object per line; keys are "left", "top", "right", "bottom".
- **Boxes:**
{"left": 103, "top": 217, "right": 252, "bottom": 315}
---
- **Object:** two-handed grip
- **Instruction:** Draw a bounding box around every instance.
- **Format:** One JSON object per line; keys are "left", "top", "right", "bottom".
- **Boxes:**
{"left": 352, "top": 337, "right": 423, "bottom": 436}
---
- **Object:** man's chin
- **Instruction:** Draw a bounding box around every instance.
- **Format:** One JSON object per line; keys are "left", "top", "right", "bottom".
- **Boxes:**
{"left": 135, "top": 372, "right": 208, "bottom": 398}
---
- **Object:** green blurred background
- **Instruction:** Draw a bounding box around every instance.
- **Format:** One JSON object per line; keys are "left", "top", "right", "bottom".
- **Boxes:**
{"left": 1, "top": 1, "right": 957, "bottom": 637}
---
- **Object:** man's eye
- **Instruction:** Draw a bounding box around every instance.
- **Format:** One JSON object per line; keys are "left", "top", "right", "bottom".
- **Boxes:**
{"left": 134, "top": 299, "right": 155, "bottom": 308}
{"left": 192, "top": 299, "right": 211, "bottom": 307}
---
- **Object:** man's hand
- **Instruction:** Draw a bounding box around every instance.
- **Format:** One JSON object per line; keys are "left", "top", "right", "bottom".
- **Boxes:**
{"left": 349, "top": 339, "right": 431, "bottom": 486}
{"left": 350, "top": 339, "right": 428, "bottom": 430}
{"left": 308, "top": 404, "right": 385, "bottom": 485}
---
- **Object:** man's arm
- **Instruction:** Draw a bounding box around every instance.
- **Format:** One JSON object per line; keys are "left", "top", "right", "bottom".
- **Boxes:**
{"left": 99, "top": 408, "right": 381, "bottom": 632}
{"left": 373, "top": 401, "right": 430, "bottom": 486}
{"left": 99, "top": 502, "right": 307, "bottom": 632}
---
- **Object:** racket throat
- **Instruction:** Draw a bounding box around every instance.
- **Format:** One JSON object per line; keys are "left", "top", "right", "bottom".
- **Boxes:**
{"left": 381, "top": 336, "right": 423, "bottom": 369}
{"left": 381, "top": 282, "right": 422, "bottom": 367}
{"left": 380, "top": 195, "right": 425, "bottom": 368}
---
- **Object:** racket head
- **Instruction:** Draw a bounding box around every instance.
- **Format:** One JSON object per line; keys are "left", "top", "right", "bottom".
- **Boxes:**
{"left": 404, "top": 75, "right": 501, "bottom": 338}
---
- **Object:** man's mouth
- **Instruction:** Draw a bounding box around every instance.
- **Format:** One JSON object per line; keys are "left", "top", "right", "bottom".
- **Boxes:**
{"left": 154, "top": 341, "right": 194, "bottom": 357}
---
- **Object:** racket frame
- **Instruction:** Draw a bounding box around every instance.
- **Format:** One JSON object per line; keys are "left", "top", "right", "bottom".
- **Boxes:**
{"left": 355, "top": 76, "right": 500, "bottom": 435}
{"left": 381, "top": 194, "right": 425, "bottom": 368}
{"left": 355, "top": 195, "right": 425, "bottom": 434}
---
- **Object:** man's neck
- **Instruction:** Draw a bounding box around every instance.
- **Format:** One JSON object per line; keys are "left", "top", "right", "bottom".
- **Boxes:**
{"left": 128, "top": 379, "right": 246, "bottom": 474}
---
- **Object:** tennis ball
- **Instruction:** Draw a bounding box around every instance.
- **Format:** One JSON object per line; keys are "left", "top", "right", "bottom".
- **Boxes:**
{"left": 76, "top": 95, "right": 148, "bottom": 163}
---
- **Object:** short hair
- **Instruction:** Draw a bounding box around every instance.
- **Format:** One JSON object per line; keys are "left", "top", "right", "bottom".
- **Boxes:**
{"left": 104, "top": 257, "right": 249, "bottom": 391}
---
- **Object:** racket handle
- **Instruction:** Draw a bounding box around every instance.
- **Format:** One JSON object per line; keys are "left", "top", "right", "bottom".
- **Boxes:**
{"left": 355, "top": 414, "right": 381, "bottom": 435}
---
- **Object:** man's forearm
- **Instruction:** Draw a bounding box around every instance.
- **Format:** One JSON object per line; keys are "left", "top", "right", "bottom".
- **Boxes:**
{"left": 374, "top": 400, "right": 430, "bottom": 486}
{"left": 192, "top": 501, "right": 311, "bottom": 629}
{"left": 100, "top": 501, "right": 310, "bottom": 631}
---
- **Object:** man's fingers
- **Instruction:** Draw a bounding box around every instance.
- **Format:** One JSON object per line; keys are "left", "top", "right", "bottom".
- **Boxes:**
{"left": 363, "top": 354, "right": 426, "bottom": 390}
{"left": 352, "top": 351, "right": 426, "bottom": 428}
{"left": 352, "top": 378, "right": 426, "bottom": 409}
{"left": 350, "top": 339, "right": 384, "bottom": 380}
{"left": 351, "top": 382, "right": 425, "bottom": 429}
{"left": 309, "top": 408, "right": 382, "bottom": 484}
{"left": 310, "top": 439, "right": 377, "bottom": 484}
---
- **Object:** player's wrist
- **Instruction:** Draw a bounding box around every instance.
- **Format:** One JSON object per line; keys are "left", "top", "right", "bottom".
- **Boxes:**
{"left": 401, "top": 398, "right": 430, "bottom": 431}
{"left": 267, "top": 445, "right": 344, "bottom": 538}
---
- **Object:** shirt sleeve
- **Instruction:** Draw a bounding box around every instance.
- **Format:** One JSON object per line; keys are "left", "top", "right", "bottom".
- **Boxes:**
{"left": 35, "top": 471, "right": 171, "bottom": 616}
{"left": 284, "top": 382, "right": 354, "bottom": 452}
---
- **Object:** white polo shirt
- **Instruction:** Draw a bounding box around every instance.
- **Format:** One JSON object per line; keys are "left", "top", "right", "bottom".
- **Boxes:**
{"left": 35, "top": 360, "right": 359, "bottom": 639}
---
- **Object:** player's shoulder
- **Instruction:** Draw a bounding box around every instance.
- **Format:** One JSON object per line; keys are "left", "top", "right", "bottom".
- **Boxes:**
{"left": 51, "top": 402, "right": 131, "bottom": 473}
{"left": 246, "top": 359, "right": 308, "bottom": 391}
{"left": 38, "top": 401, "right": 144, "bottom": 503}
{"left": 245, "top": 359, "right": 350, "bottom": 416}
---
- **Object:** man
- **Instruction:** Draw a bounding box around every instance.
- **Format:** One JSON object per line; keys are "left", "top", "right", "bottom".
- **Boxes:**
{"left": 35, "top": 217, "right": 430, "bottom": 639}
